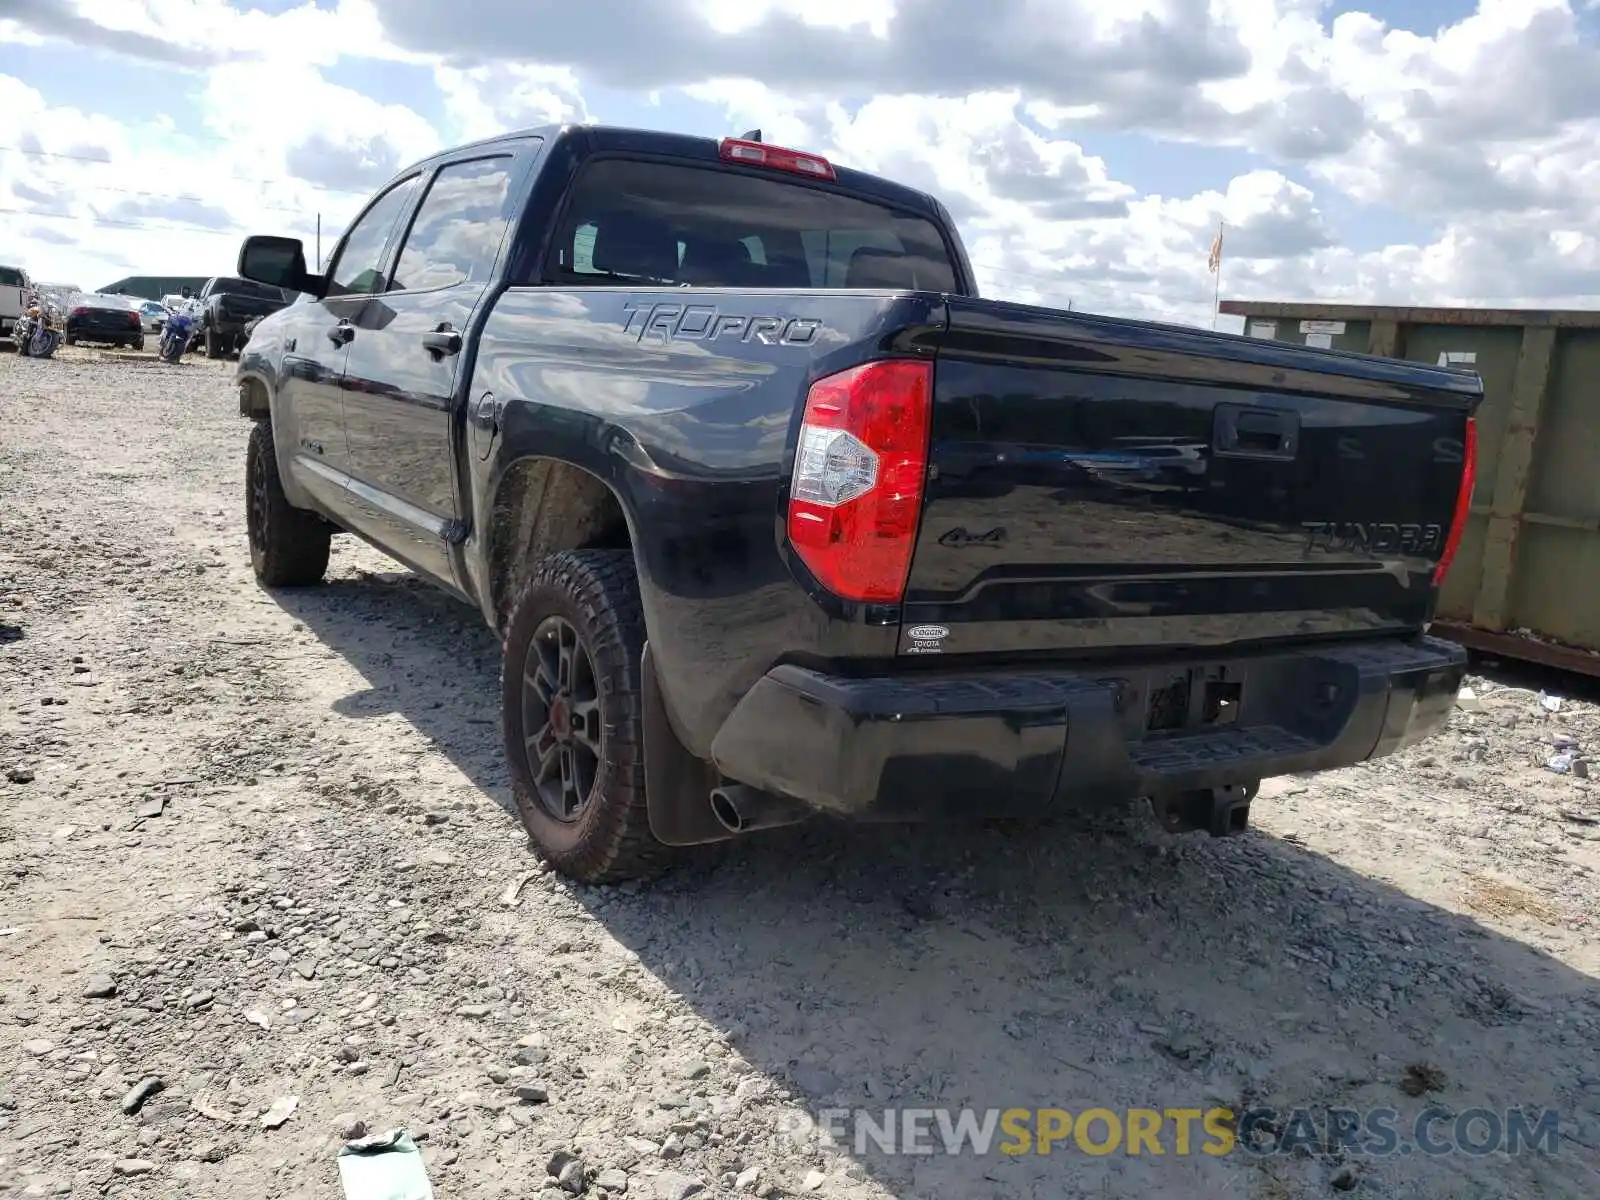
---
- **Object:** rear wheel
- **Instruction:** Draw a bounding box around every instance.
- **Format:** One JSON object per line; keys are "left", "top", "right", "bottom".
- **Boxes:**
{"left": 502, "top": 549, "right": 678, "bottom": 884}
{"left": 245, "top": 420, "right": 331, "bottom": 587}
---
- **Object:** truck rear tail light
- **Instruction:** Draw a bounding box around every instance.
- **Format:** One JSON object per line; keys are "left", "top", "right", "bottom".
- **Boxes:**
{"left": 71, "top": 306, "right": 88, "bottom": 316}
{"left": 718, "top": 138, "right": 836, "bottom": 182}
{"left": 1433, "top": 415, "right": 1477, "bottom": 587}
{"left": 787, "top": 359, "right": 932, "bottom": 603}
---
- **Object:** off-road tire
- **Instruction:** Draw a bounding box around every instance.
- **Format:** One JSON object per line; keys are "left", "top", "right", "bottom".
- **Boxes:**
{"left": 205, "top": 325, "right": 223, "bottom": 358}
{"left": 245, "top": 420, "right": 331, "bottom": 587}
{"left": 502, "top": 549, "right": 678, "bottom": 884}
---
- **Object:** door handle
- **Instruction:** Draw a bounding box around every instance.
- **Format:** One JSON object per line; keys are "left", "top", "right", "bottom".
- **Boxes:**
{"left": 327, "top": 321, "right": 354, "bottom": 346}
{"left": 422, "top": 324, "right": 462, "bottom": 360}
{"left": 1213, "top": 404, "right": 1299, "bottom": 460}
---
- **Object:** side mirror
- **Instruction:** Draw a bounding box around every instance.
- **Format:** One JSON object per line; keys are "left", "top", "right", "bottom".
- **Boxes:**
{"left": 237, "top": 235, "right": 322, "bottom": 297}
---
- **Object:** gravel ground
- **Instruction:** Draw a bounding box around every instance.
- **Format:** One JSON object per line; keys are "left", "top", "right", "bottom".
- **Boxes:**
{"left": 1, "top": 346, "right": 1597, "bottom": 1200}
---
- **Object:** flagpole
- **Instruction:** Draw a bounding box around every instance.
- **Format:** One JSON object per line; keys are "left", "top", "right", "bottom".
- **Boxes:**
{"left": 1211, "top": 219, "right": 1223, "bottom": 329}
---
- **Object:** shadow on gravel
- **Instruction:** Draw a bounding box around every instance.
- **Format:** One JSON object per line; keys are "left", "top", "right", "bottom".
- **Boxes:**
{"left": 274, "top": 569, "right": 1600, "bottom": 1199}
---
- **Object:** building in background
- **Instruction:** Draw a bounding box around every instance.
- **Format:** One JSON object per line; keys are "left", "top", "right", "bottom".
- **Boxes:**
{"left": 96, "top": 275, "right": 210, "bottom": 301}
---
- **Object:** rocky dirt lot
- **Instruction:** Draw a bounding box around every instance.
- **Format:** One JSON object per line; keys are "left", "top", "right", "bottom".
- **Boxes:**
{"left": 1, "top": 347, "right": 1598, "bottom": 1200}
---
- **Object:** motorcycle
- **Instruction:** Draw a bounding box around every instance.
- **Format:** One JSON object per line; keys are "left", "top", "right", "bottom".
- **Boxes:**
{"left": 14, "top": 302, "right": 62, "bottom": 359}
{"left": 159, "top": 306, "right": 196, "bottom": 363}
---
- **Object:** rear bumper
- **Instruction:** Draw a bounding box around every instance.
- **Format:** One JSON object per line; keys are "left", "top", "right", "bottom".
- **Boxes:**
{"left": 708, "top": 636, "right": 1466, "bottom": 820}
{"left": 66, "top": 321, "right": 142, "bottom": 342}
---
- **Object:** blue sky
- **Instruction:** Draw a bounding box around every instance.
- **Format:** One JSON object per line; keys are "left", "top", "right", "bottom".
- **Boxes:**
{"left": 0, "top": 0, "right": 1464, "bottom": 257}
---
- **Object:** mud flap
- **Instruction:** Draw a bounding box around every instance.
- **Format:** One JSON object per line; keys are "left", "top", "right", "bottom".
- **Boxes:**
{"left": 641, "top": 643, "right": 733, "bottom": 846}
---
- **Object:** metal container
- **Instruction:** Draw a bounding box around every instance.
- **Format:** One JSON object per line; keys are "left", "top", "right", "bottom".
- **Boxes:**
{"left": 1218, "top": 301, "right": 1600, "bottom": 677}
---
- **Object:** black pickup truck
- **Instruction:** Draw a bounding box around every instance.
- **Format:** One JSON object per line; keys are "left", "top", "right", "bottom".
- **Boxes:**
{"left": 232, "top": 123, "right": 1481, "bottom": 884}
{"left": 195, "top": 275, "right": 293, "bottom": 358}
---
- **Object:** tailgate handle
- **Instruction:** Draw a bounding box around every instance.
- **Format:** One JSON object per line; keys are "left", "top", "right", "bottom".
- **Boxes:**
{"left": 1213, "top": 404, "right": 1298, "bottom": 460}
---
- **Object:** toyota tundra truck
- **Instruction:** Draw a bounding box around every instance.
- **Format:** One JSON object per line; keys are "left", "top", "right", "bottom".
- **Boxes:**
{"left": 231, "top": 123, "right": 1481, "bottom": 883}
{"left": 195, "top": 275, "right": 293, "bottom": 358}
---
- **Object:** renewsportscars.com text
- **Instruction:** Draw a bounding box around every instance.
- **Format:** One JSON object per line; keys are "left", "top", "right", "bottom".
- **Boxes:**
{"left": 791, "top": 1106, "right": 1563, "bottom": 1158}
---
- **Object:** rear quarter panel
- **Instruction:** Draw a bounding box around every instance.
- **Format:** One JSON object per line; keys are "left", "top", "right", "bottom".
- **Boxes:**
{"left": 465, "top": 286, "right": 945, "bottom": 755}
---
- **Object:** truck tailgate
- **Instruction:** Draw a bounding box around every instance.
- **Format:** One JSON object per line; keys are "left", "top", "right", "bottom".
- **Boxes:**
{"left": 899, "top": 298, "right": 1481, "bottom": 657}
{"left": 222, "top": 294, "right": 285, "bottom": 318}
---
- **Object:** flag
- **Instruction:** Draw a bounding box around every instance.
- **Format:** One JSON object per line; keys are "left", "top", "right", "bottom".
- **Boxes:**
{"left": 1207, "top": 224, "right": 1224, "bottom": 274}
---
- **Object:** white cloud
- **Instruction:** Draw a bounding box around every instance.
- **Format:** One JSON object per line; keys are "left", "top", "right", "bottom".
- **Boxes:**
{"left": 2, "top": 0, "right": 1600, "bottom": 320}
{"left": 433, "top": 64, "right": 587, "bottom": 145}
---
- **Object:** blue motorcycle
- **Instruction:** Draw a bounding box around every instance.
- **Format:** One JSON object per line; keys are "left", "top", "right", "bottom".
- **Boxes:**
{"left": 159, "top": 307, "right": 195, "bottom": 363}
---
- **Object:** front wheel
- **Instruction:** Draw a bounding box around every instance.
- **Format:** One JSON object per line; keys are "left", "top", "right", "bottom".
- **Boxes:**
{"left": 245, "top": 420, "right": 331, "bottom": 587}
{"left": 205, "top": 326, "right": 224, "bottom": 358}
{"left": 501, "top": 550, "right": 678, "bottom": 884}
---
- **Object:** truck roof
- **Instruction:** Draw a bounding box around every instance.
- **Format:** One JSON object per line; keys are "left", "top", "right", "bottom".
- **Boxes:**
{"left": 390, "top": 123, "right": 952, "bottom": 224}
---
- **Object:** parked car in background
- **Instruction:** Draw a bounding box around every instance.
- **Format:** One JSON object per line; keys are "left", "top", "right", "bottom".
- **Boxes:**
{"left": 36, "top": 281, "right": 77, "bottom": 310}
{"left": 138, "top": 300, "right": 170, "bottom": 333}
{"left": 64, "top": 292, "right": 145, "bottom": 349}
{"left": 194, "top": 276, "right": 293, "bottom": 358}
{"left": 0, "top": 263, "right": 32, "bottom": 346}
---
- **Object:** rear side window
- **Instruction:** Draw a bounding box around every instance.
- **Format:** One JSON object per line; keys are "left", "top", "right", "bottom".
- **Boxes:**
{"left": 327, "top": 174, "right": 422, "bottom": 298}
{"left": 544, "top": 158, "right": 958, "bottom": 292}
{"left": 0, "top": 267, "right": 24, "bottom": 286}
{"left": 389, "top": 156, "right": 516, "bottom": 293}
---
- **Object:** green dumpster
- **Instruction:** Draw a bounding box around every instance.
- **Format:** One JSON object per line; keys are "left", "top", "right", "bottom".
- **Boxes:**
{"left": 1218, "top": 300, "right": 1600, "bottom": 677}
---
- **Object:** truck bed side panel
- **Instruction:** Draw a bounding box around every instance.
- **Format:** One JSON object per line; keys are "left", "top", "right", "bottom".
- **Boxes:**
{"left": 464, "top": 286, "right": 944, "bottom": 756}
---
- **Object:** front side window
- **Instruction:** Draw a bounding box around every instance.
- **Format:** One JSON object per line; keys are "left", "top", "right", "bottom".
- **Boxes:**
{"left": 389, "top": 156, "right": 516, "bottom": 293}
{"left": 544, "top": 158, "right": 958, "bottom": 292}
{"left": 326, "top": 174, "right": 422, "bottom": 298}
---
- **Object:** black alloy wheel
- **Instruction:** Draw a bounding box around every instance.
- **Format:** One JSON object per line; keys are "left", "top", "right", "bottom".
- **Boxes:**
{"left": 244, "top": 420, "right": 331, "bottom": 587}
{"left": 500, "top": 549, "right": 678, "bottom": 883}
{"left": 520, "top": 614, "right": 603, "bottom": 821}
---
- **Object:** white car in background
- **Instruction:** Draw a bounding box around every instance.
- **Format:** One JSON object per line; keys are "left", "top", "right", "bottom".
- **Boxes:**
{"left": 137, "top": 300, "right": 170, "bottom": 333}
